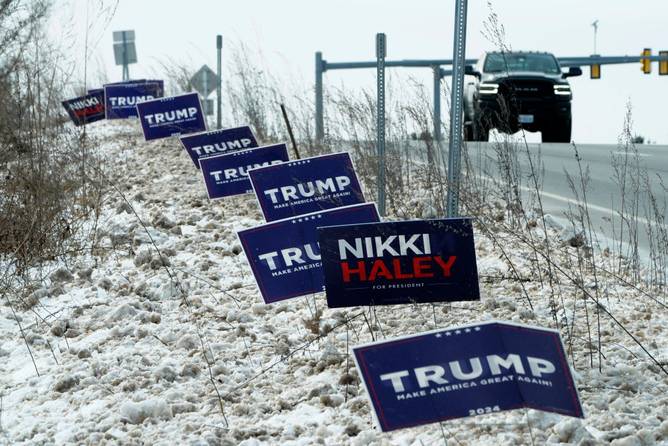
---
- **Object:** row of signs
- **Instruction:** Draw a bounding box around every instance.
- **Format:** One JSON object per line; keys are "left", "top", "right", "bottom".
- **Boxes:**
{"left": 179, "top": 126, "right": 480, "bottom": 307}
{"left": 62, "top": 84, "right": 583, "bottom": 431}
{"left": 64, "top": 83, "right": 212, "bottom": 141}
{"left": 170, "top": 124, "right": 582, "bottom": 431}
{"left": 62, "top": 79, "right": 165, "bottom": 125}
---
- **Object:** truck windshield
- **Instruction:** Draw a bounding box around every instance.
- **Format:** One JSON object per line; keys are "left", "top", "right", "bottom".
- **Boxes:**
{"left": 484, "top": 53, "right": 560, "bottom": 74}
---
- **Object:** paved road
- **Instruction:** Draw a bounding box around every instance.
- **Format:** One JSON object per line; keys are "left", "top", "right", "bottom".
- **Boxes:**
{"left": 464, "top": 141, "right": 668, "bottom": 262}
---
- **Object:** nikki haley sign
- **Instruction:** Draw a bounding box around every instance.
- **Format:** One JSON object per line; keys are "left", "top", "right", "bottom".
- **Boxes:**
{"left": 318, "top": 218, "right": 480, "bottom": 307}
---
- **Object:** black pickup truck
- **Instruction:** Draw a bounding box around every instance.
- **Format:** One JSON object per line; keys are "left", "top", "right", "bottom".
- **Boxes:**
{"left": 463, "top": 51, "right": 582, "bottom": 143}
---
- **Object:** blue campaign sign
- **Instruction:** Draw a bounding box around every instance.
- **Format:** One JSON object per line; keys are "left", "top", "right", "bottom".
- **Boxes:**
{"left": 248, "top": 152, "right": 366, "bottom": 222}
{"left": 62, "top": 90, "right": 106, "bottom": 126}
{"left": 353, "top": 320, "right": 584, "bottom": 432}
{"left": 136, "top": 92, "right": 206, "bottom": 141}
{"left": 238, "top": 203, "right": 380, "bottom": 304}
{"left": 199, "top": 143, "right": 290, "bottom": 200}
{"left": 179, "top": 125, "right": 259, "bottom": 169}
{"left": 104, "top": 81, "right": 164, "bottom": 119}
{"left": 319, "top": 218, "right": 480, "bottom": 308}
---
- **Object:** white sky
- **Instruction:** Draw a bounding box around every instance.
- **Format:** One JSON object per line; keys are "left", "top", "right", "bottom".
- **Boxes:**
{"left": 56, "top": 0, "right": 668, "bottom": 144}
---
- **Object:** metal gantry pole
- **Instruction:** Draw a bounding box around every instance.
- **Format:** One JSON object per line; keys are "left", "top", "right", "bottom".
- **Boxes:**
{"left": 216, "top": 35, "right": 223, "bottom": 129}
{"left": 315, "top": 51, "right": 324, "bottom": 143}
{"left": 376, "top": 33, "right": 387, "bottom": 217}
{"left": 446, "top": 0, "right": 468, "bottom": 217}
{"left": 433, "top": 66, "right": 442, "bottom": 141}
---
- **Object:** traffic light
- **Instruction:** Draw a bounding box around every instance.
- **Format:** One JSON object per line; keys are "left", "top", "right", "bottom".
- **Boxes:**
{"left": 660, "top": 50, "right": 668, "bottom": 76}
{"left": 590, "top": 63, "right": 601, "bottom": 79}
{"left": 641, "top": 48, "right": 651, "bottom": 74}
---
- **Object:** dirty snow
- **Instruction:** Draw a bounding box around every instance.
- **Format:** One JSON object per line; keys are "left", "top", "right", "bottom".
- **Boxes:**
{"left": 0, "top": 121, "right": 667, "bottom": 445}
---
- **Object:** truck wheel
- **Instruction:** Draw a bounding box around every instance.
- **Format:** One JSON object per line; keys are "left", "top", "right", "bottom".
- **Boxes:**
{"left": 463, "top": 123, "right": 474, "bottom": 141}
{"left": 473, "top": 117, "right": 489, "bottom": 142}
{"left": 542, "top": 119, "right": 571, "bottom": 143}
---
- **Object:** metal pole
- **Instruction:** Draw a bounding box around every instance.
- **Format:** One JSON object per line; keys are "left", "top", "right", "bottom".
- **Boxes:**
{"left": 315, "top": 51, "right": 324, "bottom": 143}
{"left": 122, "top": 31, "right": 129, "bottom": 81}
{"left": 446, "top": 0, "right": 468, "bottom": 217}
{"left": 376, "top": 33, "right": 387, "bottom": 217}
{"left": 433, "top": 66, "right": 442, "bottom": 141}
{"left": 203, "top": 69, "right": 208, "bottom": 100}
{"left": 216, "top": 35, "right": 223, "bottom": 129}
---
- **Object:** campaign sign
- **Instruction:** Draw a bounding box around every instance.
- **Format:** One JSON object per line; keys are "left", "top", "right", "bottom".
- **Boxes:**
{"left": 62, "top": 90, "right": 105, "bottom": 126}
{"left": 180, "top": 126, "right": 259, "bottom": 169}
{"left": 136, "top": 92, "right": 206, "bottom": 141}
{"left": 104, "top": 81, "right": 164, "bottom": 119}
{"left": 319, "top": 218, "right": 480, "bottom": 307}
{"left": 353, "top": 320, "right": 584, "bottom": 432}
{"left": 238, "top": 203, "right": 380, "bottom": 304}
{"left": 248, "top": 152, "right": 365, "bottom": 222}
{"left": 199, "top": 143, "right": 290, "bottom": 200}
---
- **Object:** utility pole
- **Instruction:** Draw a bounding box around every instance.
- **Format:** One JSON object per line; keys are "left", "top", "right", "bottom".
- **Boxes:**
{"left": 445, "top": 0, "right": 468, "bottom": 217}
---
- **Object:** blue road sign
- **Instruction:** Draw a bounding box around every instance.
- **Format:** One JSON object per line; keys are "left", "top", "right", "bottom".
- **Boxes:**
{"left": 136, "top": 92, "right": 206, "bottom": 140}
{"left": 179, "top": 125, "right": 259, "bottom": 169}
{"left": 319, "top": 218, "right": 480, "bottom": 307}
{"left": 62, "top": 90, "right": 106, "bottom": 126}
{"left": 353, "top": 320, "right": 584, "bottom": 432}
{"left": 249, "top": 152, "right": 365, "bottom": 222}
{"left": 238, "top": 203, "right": 380, "bottom": 304}
{"left": 199, "top": 143, "right": 290, "bottom": 200}
{"left": 104, "top": 81, "right": 164, "bottom": 119}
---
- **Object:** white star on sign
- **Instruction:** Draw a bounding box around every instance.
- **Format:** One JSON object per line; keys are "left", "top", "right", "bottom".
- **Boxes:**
{"left": 455, "top": 330, "right": 461, "bottom": 335}
{"left": 474, "top": 327, "right": 481, "bottom": 332}
{"left": 464, "top": 328, "right": 471, "bottom": 333}
{"left": 435, "top": 333, "right": 442, "bottom": 338}
{"left": 445, "top": 332, "right": 452, "bottom": 336}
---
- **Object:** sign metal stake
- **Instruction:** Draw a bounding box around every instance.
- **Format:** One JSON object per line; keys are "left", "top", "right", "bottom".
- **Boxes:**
{"left": 280, "top": 103, "right": 300, "bottom": 159}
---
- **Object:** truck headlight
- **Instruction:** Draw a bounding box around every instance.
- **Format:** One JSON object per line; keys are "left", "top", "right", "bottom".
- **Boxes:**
{"left": 479, "top": 83, "right": 499, "bottom": 95}
{"left": 553, "top": 85, "right": 571, "bottom": 96}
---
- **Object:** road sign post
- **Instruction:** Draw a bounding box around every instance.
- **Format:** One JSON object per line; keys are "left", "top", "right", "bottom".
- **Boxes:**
{"left": 315, "top": 51, "right": 324, "bottom": 143}
{"left": 433, "top": 66, "right": 442, "bottom": 141}
{"left": 217, "top": 35, "right": 223, "bottom": 129}
{"left": 376, "top": 33, "right": 387, "bottom": 217}
{"left": 446, "top": 0, "right": 468, "bottom": 218}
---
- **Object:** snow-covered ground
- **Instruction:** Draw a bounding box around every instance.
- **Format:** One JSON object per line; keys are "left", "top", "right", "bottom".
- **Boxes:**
{"left": 1, "top": 122, "right": 667, "bottom": 445}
